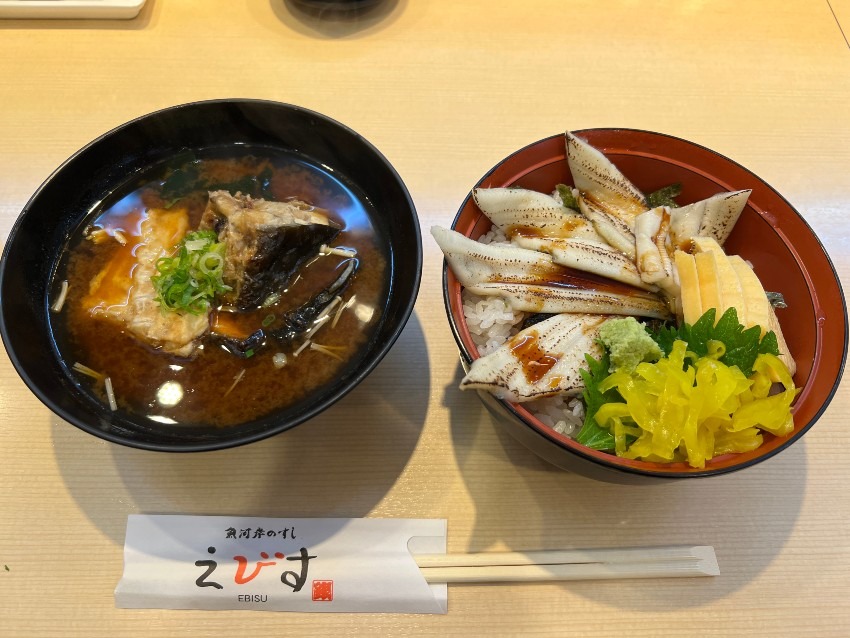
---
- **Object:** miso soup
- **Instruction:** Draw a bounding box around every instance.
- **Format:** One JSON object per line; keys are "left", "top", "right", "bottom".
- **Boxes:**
{"left": 50, "top": 150, "right": 389, "bottom": 427}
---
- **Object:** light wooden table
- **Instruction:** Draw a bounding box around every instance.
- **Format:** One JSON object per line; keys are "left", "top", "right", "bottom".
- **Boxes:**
{"left": 1, "top": 1, "right": 849, "bottom": 635}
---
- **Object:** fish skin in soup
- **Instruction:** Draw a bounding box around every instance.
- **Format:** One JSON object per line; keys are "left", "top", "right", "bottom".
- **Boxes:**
{"left": 200, "top": 190, "right": 342, "bottom": 310}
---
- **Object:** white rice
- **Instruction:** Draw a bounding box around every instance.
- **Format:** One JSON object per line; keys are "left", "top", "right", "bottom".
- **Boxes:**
{"left": 476, "top": 226, "right": 512, "bottom": 246}
{"left": 461, "top": 226, "right": 586, "bottom": 439}
{"left": 529, "top": 395, "right": 585, "bottom": 438}
{"left": 463, "top": 292, "right": 523, "bottom": 356}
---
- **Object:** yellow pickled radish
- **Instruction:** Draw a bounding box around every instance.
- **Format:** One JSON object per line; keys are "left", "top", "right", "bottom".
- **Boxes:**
{"left": 593, "top": 341, "right": 797, "bottom": 469}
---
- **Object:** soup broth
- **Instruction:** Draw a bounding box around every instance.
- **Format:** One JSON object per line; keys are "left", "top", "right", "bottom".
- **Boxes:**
{"left": 51, "top": 150, "right": 389, "bottom": 427}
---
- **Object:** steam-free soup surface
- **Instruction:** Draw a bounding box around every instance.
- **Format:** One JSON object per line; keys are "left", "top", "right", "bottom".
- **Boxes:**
{"left": 53, "top": 152, "right": 388, "bottom": 426}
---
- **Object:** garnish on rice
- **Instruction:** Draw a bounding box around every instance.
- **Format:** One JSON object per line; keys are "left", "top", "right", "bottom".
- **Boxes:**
{"left": 579, "top": 310, "right": 797, "bottom": 468}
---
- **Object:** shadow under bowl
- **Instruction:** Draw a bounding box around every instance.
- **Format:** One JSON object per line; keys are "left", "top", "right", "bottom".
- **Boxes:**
{"left": 0, "top": 99, "right": 421, "bottom": 452}
{"left": 443, "top": 128, "right": 846, "bottom": 483}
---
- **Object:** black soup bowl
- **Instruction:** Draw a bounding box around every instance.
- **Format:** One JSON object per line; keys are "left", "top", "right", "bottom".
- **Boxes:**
{"left": 0, "top": 99, "right": 422, "bottom": 452}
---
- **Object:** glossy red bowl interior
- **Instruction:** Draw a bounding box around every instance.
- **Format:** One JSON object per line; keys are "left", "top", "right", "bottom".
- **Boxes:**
{"left": 444, "top": 129, "right": 847, "bottom": 480}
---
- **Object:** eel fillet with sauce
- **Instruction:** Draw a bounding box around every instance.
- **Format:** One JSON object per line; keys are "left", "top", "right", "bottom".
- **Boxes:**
{"left": 460, "top": 313, "right": 609, "bottom": 402}
{"left": 432, "top": 226, "right": 670, "bottom": 320}
{"left": 473, "top": 187, "right": 653, "bottom": 290}
{"left": 566, "top": 131, "right": 648, "bottom": 259}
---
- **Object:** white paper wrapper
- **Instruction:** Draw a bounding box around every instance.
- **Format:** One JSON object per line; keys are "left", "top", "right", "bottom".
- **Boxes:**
{"left": 115, "top": 515, "right": 447, "bottom": 613}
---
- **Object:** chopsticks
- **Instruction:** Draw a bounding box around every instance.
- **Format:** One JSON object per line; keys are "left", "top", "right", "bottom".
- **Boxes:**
{"left": 414, "top": 546, "right": 718, "bottom": 583}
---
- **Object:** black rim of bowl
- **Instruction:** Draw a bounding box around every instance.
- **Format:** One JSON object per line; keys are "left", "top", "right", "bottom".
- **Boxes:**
{"left": 0, "top": 98, "right": 422, "bottom": 452}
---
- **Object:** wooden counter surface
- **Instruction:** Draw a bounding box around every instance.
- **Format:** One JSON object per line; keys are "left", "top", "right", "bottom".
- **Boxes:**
{"left": 1, "top": 1, "right": 849, "bottom": 635}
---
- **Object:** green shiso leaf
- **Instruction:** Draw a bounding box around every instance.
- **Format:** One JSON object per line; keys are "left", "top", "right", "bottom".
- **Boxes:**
{"left": 576, "top": 349, "right": 620, "bottom": 451}
{"left": 645, "top": 182, "right": 682, "bottom": 208}
{"left": 648, "top": 307, "right": 779, "bottom": 377}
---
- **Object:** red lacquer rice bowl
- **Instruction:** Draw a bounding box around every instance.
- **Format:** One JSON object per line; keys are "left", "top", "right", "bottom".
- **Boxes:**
{"left": 442, "top": 129, "right": 846, "bottom": 483}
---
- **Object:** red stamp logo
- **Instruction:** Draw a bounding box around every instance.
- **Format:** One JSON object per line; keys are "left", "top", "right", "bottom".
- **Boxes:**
{"left": 312, "top": 580, "right": 333, "bottom": 602}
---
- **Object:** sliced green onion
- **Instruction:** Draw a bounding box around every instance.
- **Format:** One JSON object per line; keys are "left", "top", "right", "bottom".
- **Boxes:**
{"left": 198, "top": 252, "right": 224, "bottom": 275}
{"left": 184, "top": 238, "right": 209, "bottom": 252}
{"left": 152, "top": 230, "right": 231, "bottom": 314}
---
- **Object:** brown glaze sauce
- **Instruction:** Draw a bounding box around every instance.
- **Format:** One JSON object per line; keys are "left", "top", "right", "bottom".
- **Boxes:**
{"left": 652, "top": 209, "right": 671, "bottom": 246}
{"left": 509, "top": 331, "right": 560, "bottom": 383}
{"left": 493, "top": 262, "right": 653, "bottom": 298}
{"left": 506, "top": 215, "right": 584, "bottom": 239}
{"left": 506, "top": 225, "right": 546, "bottom": 239}
{"left": 53, "top": 153, "right": 388, "bottom": 427}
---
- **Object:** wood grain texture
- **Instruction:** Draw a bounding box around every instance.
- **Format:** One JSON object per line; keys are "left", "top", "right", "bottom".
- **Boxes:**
{"left": 1, "top": 0, "right": 849, "bottom": 635}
